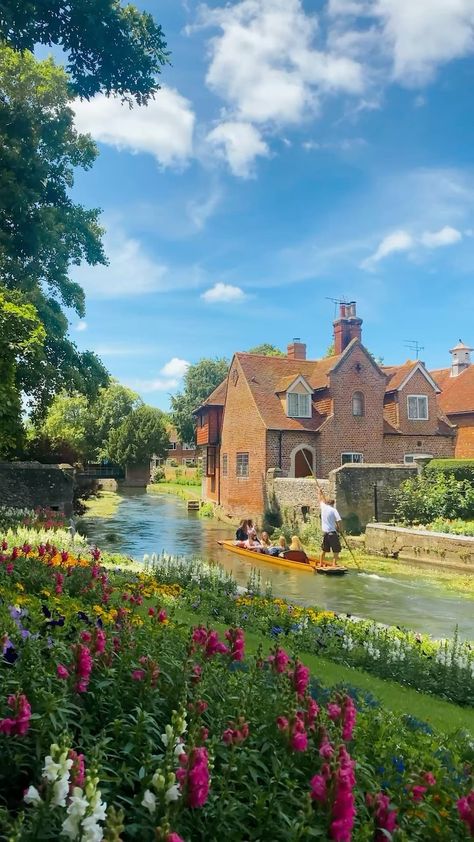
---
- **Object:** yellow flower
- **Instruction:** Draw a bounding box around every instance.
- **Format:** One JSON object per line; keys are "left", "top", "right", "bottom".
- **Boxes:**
{"left": 15, "top": 583, "right": 24, "bottom": 592}
{"left": 41, "top": 589, "right": 51, "bottom": 598}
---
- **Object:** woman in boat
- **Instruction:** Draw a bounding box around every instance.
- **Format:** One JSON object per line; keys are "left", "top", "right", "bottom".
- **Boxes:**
{"left": 260, "top": 531, "right": 272, "bottom": 550}
{"left": 277, "top": 535, "right": 288, "bottom": 556}
{"left": 289, "top": 536, "right": 304, "bottom": 552}
{"left": 235, "top": 519, "right": 249, "bottom": 542}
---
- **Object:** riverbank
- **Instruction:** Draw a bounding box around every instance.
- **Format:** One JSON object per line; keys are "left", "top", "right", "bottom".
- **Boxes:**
{"left": 148, "top": 480, "right": 201, "bottom": 502}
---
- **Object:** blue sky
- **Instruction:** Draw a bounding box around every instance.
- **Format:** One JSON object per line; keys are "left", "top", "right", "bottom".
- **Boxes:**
{"left": 66, "top": 0, "right": 474, "bottom": 409}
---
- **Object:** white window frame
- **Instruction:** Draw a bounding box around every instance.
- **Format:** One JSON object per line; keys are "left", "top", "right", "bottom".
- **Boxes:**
{"left": 287, "top": 391, "right": 311, "bottom": 418}
{"left": 407, "top": 394, "right": 428, "bottom": 421}
{"left": 404, "top": 453, "right": 433, "bottom": 465}
{"left": 236, "top": 452, "right": 249, "bottom": 478}
{"left": 341, "top": 452, "right": 364, "bottom": 465}
{"left": 169, "top": 442, "right": 177, "bottom": 450}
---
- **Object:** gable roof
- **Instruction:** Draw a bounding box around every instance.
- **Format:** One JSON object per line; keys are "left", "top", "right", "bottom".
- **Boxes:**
{"left": 383, "top": 360, "right": 440, "bottom": 393}
{"left": 234, "top": 352, "right": 340, "bottom": 431}
{"left": 275, "top": 373, "right": 312, "bottom": 393}
{"left": 193, "top": 379, "right": 227, "bottom": 413}
{"left": 431, "top": 365, "right": 474, "bottom": 415}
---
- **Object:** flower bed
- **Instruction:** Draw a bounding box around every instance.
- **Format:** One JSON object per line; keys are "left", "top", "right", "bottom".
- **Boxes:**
{"left": 0, "top": 506, "right": 68, "bottom": 533}
{"left": 1, "top": 540, "right": 474, "bottom": 839}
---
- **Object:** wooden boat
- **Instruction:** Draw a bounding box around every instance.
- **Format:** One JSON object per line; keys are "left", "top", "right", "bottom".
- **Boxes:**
{"left": 218, "top": 540, "right": 348, "bottom": 576}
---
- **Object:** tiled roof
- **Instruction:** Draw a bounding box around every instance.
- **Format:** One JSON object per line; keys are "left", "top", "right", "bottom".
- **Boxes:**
{"left": 195, "top": 379, "right": 227, "bottom": 411}
{"left": 432, "top": 366, "right": 474, "bottom": 415}
{"left": 235, "top": 353, "right": 338, "bottom": 431}
{"left": 382, "top": 361, "right": 417, "bottom": 391}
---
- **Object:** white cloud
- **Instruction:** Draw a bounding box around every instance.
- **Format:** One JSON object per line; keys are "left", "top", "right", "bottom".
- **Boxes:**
{"left": 201, "top": 282, "right": 247, "bottom": 303}
{"left": 199, "top": 0, "right": 365, "bottom": 129}
{"left": 362, "top": 224, "right": 463, "bottom": 269}
{"left": 186, "top": 187, "right": 222, "bottom": 230}
{"left": 160, "top": 357, "right": 190, "bottom": 378}
{"left": 362, "top": 229, "right": 413, "bottom": 268}
{"left": 75, "top": 320, "right": 88, "bottom": 332}
{"left": 74, "top": 229, "right": 169, "bottom": 298}
{"left": 420, "top": 226, "right": 462, "bottom": 248}
{"left": 207, "top": 121, "right": 269, "bottom": 177}
{"left": 130, "top": 377, "right": 180, "bottom": 393}
{"left": 328, "top": 0, "right": 474, "bottom": 86}
{"left": 73, "top": 86, "right": 195, "bottom": 167}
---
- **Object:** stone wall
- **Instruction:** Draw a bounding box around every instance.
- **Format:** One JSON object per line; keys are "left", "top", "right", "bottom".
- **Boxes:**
{"left": 365, "top": 523, "right": 474, "bottom": 569}
{"left": 0, "top": 462, "right": 74, "bottom": 516}
{"left": 265, "top": 472, "right": 330, "bottom": 520}
{"left": 329, "top": 464, "right": 416, "bottom": 533}
{"left": 123, "top": 464, "right": 151, "bottom": 488}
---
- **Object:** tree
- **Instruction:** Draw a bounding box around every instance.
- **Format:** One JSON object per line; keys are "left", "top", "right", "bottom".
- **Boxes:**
{"left": 89, "top": 381, "right": 142, "bottom": 458}
{"left": 171, "top": 358, "right": 229, "bottom": 444}
{"left": 41, "top": 392, "right": 91, "bottom": 460}
{"left": 0, "top": 287, "right": 45, "bottom": 456}
{"left": 247, "top": 344, "right": 285, "bottom": 356}
{"left": 107, "top": 405, "right": 169, "bottom": 467}
{"left": 0, "top": 0, "right": 168, "bottom": 103}
{"left": 0, "top": 46, "right": 110, "bottom": 417}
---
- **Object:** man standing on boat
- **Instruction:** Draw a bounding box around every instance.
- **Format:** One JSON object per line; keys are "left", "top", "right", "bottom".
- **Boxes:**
{"left": 318, "top": 488, "right": 342, "bottom": 567}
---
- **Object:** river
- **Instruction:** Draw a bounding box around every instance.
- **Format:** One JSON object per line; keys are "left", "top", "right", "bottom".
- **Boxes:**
{"left": 79, "top": 490, "right": 474, "bottom": 641}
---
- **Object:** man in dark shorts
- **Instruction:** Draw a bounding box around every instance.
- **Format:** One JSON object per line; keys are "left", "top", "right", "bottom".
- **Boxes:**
{"left": 318, "top": 488, "right": 342, "bottom": 566}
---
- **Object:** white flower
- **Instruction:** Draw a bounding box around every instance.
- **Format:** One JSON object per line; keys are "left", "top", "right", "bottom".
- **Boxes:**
{"left": 43, "top": 755, "right": 61, "bottom": 782}
{"left": 141, "top": 789, "right": 157, "bottom": 814}
{"left": 24, "top": 785, "right": 42, "bottom": 805}
{"left": 174, "top": 741, "right": 186, "bottom": 758}
{"left": 165, "top": 784, "right": 181, "bottom": 804}
{"left": 152, "top": 771, "right": 166, "bottom": 791}
{"left": 51, "top": 774, "right": 70, "bottom": 807}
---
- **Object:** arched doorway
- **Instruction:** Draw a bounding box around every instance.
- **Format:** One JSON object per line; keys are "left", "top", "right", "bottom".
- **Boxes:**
{"left": 293, "top": 447, "right": 315, "bottom": 478}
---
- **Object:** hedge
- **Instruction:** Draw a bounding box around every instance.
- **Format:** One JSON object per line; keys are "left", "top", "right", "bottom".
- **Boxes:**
{"left": 424, "top": 459, "right": 474, "bottom": 483}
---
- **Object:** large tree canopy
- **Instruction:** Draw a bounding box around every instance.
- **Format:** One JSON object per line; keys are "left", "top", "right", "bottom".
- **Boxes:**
{"left": 0, "top": 46, "right": 109, "bottom": 416}
{"left": 107, "top": 405, "right": 169, "bottom": 467}
{"left": 247, "top": 343, "right": 284, "bottom": 356}
{"left": 0, "top": 0, "right": 169, "bottom": 102}
{"left": 0, "top": 287, "right": 45, "bottom": 455}
{"left": 171, "top": 358, "right": 229, "bottom": 444}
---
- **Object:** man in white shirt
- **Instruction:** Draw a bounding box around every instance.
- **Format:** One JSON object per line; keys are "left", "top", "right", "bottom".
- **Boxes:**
{"left": 318, "top": 488, "right": 342, "bottom": 566}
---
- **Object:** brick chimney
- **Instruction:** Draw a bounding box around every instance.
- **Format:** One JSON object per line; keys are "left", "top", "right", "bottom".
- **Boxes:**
{"left": 287, "top": 338, "right": 307, "bottom": 360}
{"left": 333, "top": 301, "right": 362, "bottom": 355}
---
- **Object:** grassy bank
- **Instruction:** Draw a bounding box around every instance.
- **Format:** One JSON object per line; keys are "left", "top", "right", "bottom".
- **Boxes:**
{"left": 344, "top": 550, "right": 474, "bottom": 599}
{"left": 82, "top": 490, "right": 122, "bottom": 518}
{"left": 147, "top": 481, "right": 201, "bottom": 502}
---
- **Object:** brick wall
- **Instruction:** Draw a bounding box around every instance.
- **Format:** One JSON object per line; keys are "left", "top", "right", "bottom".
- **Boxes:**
{"left": 218, "top": 359, "right": 267, "bottom": 518}
{"left": 382, "top": 434, "right": 454, "bottom": 462}
{"left": 266, "top": 430, "right": 321, "bottom": 477}
{"left": 450, "top": 413, "right": 474, "bottom": 457}
{"left": 396, "top": 369, "right": 444, "bottom": 435}
{"left": 318, "top": 345, "right": 387, "bottom": 476}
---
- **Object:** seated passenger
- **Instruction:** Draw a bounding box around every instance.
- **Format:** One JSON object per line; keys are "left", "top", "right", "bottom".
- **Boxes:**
{"left": 247, "top": 519, "right": 260, "bottom": 542}
{"left": 235, "top": 519, "right": 248, "bottom": 542}
{"left": 260, "top": 531, "right": 272, "bottom": 549}
{"left": 289, "top": 536, "right": 304, "bottom": 552}
{"left": 277, "top": 535, "right": 288, "bottom": 556}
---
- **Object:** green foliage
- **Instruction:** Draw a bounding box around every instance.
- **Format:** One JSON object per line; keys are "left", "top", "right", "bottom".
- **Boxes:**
{"left": 246, "top": 343, "right": 285, "bottom": 356}
{"left": 425, "top": 459, "right": 474, "bottom": 484}
{"left": 262, "top": 490, "right": 283, "bottom": 533}
{"left": 41, "top": 392, "right": 91, "bottom": 460}
{"left": 427, "top": 518, "right": 474, "bottom": 537}
{"left": 197, "top": 501, "right": 214, "bottom": 518}
{"left": 0, "top": 46, "right": 109, "bottom": 417}
{"left": 171, "top": 357, "right": 229, "bottom": 444}
{"left": 0, "top": 0, "right": 169, "bottom": 103}
{"left": 89, "top": 380, "right": 142, "bottom": 459}
{"left": 107, "top": 405, "right": 169, "bottom": 467}
{"left": 0, "top": 287, "right": 45, "bottom": 455}
{"left": 394, "top": 473, "right": 474, "bottom": 525}
{"left": 150, "top": 465, "right": 165, "bottom": 483}
{"left": 325, "top": 342, "right": 335, "bottom": 357}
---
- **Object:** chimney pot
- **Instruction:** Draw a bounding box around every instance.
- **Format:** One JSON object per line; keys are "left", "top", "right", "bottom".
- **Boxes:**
{"left": 287, "top": 340, "right": 307, "bottom": 360}
{"left": 333, "top": 301, "right": 363, "bottom": 355}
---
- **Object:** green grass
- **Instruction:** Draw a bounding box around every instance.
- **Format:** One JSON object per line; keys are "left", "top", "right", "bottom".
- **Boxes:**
{"left": 344, "top": 550, "right": 474, "bottom": 600}
{"left": 175, "top": 605, "right": 474, "bottom": 735}
{"left": 148, "top": 482, "right": 201, "bottom": 502}
{"left": 82, "top": 491, "right": 122, "bottom": 518}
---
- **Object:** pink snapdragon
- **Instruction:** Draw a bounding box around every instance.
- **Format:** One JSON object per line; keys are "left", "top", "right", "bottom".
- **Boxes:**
{"left": 268, "top": 646, "right": 290, "bottom": 674}
{"left": 291, "top": 729, "right": 308, "bottom": 752}
{"left": 423, "top": 771, "right": 436, "bottom": 786}
{"left": 222, "top": 719, "right": 249, "bottom": 746}
{"left": 0, "top": 694, "right": 32, "bottom": 736}
{"left": 305, "top": 697, "right": 320, "bottom": 730}
{"left": 458, "top": 791, "right": 474, "bottom": 836}
{"left": 225, "top": 627, "right": 245, "bottom": 661}
{"left": 73, "top": 644, "right": 93, "bottom": 693}
{"left": 412, "top": 785, "right": 427, "bottom": 802}
{"left": 93, "top": 628, "right": 106, "bottom": 655}
{"left": 276, "top": 716, "right": 289, "bottom": 731}
{"left": 373, "top": 792, "right": 398, "bottom": 841}
{"left": 327, "top": 703, "right": 342, "bottom": 721}
{"left": 330, "top": 746, "right": 356, "bottom": 842}
{"left": 68, "top": 749, "right": 86, "bottom": 789}
{"left": 177, "top": 747, "right": 210, "bottom": 808}
{"left": 292, "top": 661, "right": 310, "bottom": 697}
{"left": 57, "top": 664, "right": 69, "bottom": 679}
{"left": 310, "top": 774, "right": 327, "bottom": 804}
{"left": 191, "top": 627, "right": 228, "bottom": 658}
{"left": 55, "top": 573, "right": 64, "bottom": 594}
{"left": 167, "top": 834, "right": 185, "bottom": 842}
{"left": 342, "top": 696, "right": 357, "bottom": 742}
{"left": 132, "top": 669, "right": 146, "bottom": 681}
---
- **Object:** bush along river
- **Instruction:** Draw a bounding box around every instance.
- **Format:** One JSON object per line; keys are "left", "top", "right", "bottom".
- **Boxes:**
{"left": 79, "top": 489, "right": 474, "bottom": 641}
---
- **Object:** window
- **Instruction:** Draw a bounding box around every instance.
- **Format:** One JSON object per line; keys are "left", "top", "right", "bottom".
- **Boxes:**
{"left": 183, "top": 443, "right": 194, "bottom": 450}
{"left": 404, "top": 453, "right": 433, "bottom": 465}
{"left": 206, "top": 447, "right": 216, "bottom": 476}
{"left": 407, "top": 395, "right": 428, "bottom": 421}
{"left": 236, "top": 452, "right": 249, "bottom": 477}
{"left": 352, "top": 391, "right": 365, "bottom": 417}
{"left": 222, "top": 454, "right": 228, "bottom": 476}
{"left": 287, "top": 392, "right": 311, "bottom": 418}
{"left": 169, "top": 442, "right": 177, "bottom": 450}
{"left": 341, "top": 452, "right": 364, "bottom": 465}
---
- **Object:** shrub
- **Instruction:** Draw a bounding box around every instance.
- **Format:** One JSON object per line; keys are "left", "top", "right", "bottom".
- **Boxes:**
{"left": 425, "top": 459, "right": 474, "bottom": 484}
{"left": 394, "top": 473, "right": 474, "bottom": 525}
{"left": 198, "top": 502, "right": 214, "bottom": 518}
{"left": 150, "top": 465, "right": 165, "bottom": 483}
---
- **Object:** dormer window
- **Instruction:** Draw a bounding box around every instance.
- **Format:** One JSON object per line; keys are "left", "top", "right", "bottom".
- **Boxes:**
{"left": 407, "top": 395, "right": 428, "bottom": 421}
{"left": 287, "top": 393, "right": 311, "bottom": 417}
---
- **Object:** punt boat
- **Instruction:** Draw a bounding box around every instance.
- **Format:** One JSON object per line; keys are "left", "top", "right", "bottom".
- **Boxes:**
{"left": 217, "top": 540, "right": 348, "bottom": 575}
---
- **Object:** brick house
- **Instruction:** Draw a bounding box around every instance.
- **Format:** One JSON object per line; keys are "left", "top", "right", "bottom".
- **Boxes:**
{"left": 431, "top": 342, "right": 474, "bottom": 457}
{"left": 194, "top": 304, "right": 456, "bottom": 517}
{"left": 151, "top": 425, "right": 198, "bottom": 469}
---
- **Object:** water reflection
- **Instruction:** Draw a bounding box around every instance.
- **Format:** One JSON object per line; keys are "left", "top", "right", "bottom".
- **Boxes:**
{"left": 80, "top": 490, "right": 474, "bottom": 641}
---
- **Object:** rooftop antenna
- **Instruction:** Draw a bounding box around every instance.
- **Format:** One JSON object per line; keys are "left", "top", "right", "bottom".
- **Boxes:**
{"left": 326, "top": 296, "right": 352, "bottom": 319}
{"left": 404, "top": 339, "right": 425, "bottom": 360}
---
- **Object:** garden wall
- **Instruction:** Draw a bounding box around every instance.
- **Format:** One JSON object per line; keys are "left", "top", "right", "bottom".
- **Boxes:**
{"left": 265, "top": 475, "right": 330, "bottom": 519}
{"left": 330, "top": 464, "right": 417, "bottom": 533}
{"left": 0, "top": 461, "right": 74, "bottom": 516}
{"left": 365, "top": 522, "right": 474, "bottom": 569}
